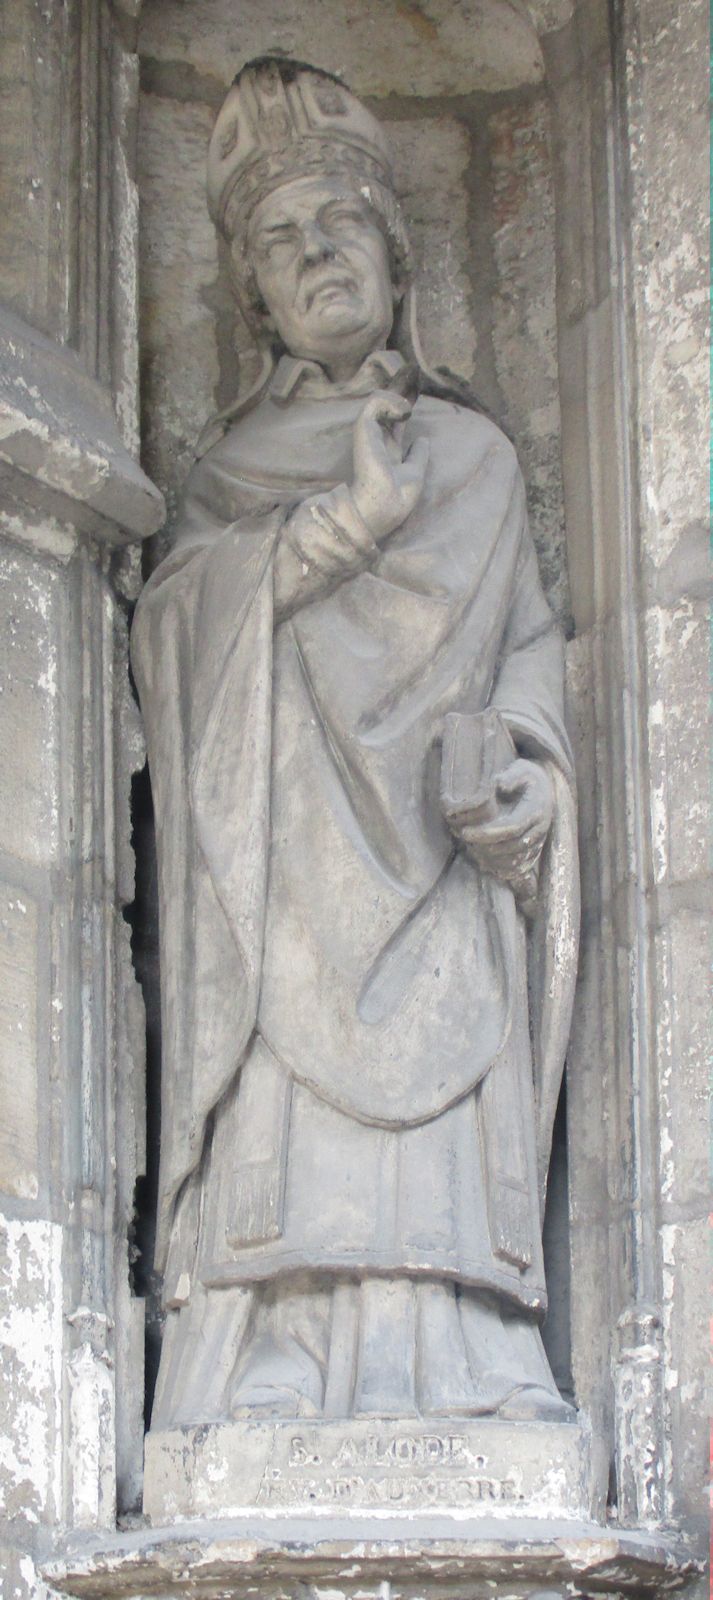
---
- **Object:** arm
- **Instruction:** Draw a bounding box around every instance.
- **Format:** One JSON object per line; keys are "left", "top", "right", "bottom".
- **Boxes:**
{"left": 274, "top": 390, "right": 429, "bottom": 622}
{"left": 445, "top": 510, "right": 570, "bottom": 912}
{"left": 452, "top": 758, "right": 554, "bottom": 915}
{"left": 273, "top": 484, "right": 379, "bottom": 621}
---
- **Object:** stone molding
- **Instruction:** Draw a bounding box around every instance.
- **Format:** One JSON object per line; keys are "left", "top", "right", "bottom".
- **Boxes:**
{"left": 44, "top": 1517, "right": 702, "bottom": 1599}
{"left": 0, "top": 306, "right": 164, "bottom": 546}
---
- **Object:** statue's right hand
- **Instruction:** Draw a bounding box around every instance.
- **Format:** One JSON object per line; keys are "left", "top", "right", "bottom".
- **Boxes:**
{"left": 351, "top": 391, "right": 429, "bottom": 541}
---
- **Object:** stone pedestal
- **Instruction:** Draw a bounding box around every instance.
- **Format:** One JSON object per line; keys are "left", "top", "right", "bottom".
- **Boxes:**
{"left": 47, "top": 1418, "right": 701, "bottom": 1597}
{"left": 143, "top": 1417, "right": 593, "bottom": 1524}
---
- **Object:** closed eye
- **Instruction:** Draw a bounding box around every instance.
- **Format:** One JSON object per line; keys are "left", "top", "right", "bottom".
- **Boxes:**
{"left": 256, "top": 224, "right": 299, "bottom": 253}
{"left": 322, "top": 204, "right": 367, "bottom": 228}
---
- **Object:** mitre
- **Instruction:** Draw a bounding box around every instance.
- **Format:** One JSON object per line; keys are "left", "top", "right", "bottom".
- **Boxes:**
{"left": 207, "top": 56, "right": 395, "bottom": 237}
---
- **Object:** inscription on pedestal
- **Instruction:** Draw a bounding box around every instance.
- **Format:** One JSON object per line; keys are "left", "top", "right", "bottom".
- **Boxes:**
{"left": 256, "top": 1428, "right": 521, "bottom": 1508}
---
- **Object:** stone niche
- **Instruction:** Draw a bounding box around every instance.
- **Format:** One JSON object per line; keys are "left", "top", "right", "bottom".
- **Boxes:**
{"left": 41, "top": 0, "right": 708, "bottom": 1596}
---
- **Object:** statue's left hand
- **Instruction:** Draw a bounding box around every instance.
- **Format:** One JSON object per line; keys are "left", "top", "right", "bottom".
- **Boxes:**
{"left": 450, "top": 758, "right": 554, "bottom": 890}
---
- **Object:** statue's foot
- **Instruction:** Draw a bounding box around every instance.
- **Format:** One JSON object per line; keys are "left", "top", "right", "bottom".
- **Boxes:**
{"left": 230, "top": 1332, "right": 324, "bottom": 1419}
{"left": 231, "top": 1383, "right": 320, "bottom": 1419}
{"left": 497, "top": 1384, "right": 576, "bottom": 1423}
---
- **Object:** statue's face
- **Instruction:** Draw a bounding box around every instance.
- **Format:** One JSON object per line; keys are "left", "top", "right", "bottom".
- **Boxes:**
{"left": 246, "top": 175, "right": 395, "bottom": 372}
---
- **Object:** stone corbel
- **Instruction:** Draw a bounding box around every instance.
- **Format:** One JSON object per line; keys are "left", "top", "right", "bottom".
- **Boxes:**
{"left": 43, "top": 1518, "right": 702, "bottom": 1599}
{"left": 0, "top": 305, "right": 165, "bottom": 550}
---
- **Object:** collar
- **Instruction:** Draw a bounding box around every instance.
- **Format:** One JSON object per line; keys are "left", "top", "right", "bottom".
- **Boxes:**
{"left": 271, "top": 348, "right": 405, "bottom": 405}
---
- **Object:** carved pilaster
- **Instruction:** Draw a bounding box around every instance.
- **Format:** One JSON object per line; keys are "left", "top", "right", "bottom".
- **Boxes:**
{"left": 614, "top": 1305, "right": 665, "bottom": 1527}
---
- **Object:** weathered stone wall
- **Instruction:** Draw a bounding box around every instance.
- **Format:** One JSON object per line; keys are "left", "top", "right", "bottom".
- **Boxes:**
{"left": 0, "top": 373, "right": 157, "bottom": 1597}
{"left": 0, "top": 522, "right": 144, "bottom": 1594}
{"left": 0, "top": 7, "right": 164, "bottom": 1596}
{"left": 612, "top": 0, "right": 708, "bottom": 1540}
{"left": 543, "top": 0, "right": 708, "bottom": 1549}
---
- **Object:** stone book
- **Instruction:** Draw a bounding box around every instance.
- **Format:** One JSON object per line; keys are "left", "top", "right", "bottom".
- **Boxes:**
{"left": 440, "top": 707, "right": 517, "bottom": 824}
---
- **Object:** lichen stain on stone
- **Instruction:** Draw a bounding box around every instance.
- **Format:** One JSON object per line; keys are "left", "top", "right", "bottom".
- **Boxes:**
{"left": 395, "top": 1, "right": 440, "bottom": 45}
{"left": 0, "top": 510, "right": 76, "bottom": 565}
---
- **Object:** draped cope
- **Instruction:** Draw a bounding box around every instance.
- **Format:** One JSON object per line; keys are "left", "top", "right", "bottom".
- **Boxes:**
{"left": 131, "top": 375, "right": 579, "bottom": 1290}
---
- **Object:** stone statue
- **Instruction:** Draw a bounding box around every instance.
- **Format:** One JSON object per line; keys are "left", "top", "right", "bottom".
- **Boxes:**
{"left": 132, "top": 57, "right": 579, "bottom": 1433}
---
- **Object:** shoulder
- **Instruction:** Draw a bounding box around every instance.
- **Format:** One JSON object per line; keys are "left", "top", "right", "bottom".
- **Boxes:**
{"left": 414, "top": 395, "right": 520, "bottom": 484}
{"left": 181, "top": 419, "right": 253, "bottom": 512}
{"left": 190, "top": 392, "right": 281, "bottom": 483}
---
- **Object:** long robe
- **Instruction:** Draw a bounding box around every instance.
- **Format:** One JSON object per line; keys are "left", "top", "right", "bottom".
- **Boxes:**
{"left": 131, "top": 370, "right": 579, "bottom": 1341}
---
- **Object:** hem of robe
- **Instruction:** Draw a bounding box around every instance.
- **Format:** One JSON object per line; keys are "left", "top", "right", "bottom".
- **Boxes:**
{"left": 199, "top": 1252, "right": 547, "bottom": 1313}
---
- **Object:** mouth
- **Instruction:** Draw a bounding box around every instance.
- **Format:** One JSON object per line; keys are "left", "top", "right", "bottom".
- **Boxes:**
{"left": 304, "top": 274, "right": 358, "bottom": 310}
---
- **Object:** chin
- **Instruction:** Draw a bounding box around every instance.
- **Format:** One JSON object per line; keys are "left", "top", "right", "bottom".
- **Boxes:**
{"left": 312, "top": 302, "right": 369, "bottom": 334}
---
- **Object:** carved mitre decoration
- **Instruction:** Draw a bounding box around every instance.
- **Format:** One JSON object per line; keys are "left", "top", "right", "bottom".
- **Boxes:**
{"left": 208, "top": 57, "right": 399, "bottom": 238}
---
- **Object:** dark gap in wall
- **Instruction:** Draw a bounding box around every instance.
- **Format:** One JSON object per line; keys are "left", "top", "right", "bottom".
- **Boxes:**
{"left": 124, "top": 759, "right": 164, "bottom": 1431}
{"left": 541, "top": 1075, "right": 574, "bottom": 1401}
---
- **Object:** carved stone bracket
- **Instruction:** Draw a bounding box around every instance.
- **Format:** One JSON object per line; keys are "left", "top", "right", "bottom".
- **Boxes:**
{"left": 0, "top": 306, "right": 164, "bottom": 546}
{"left": 44, "top": 1517, "right": 702, "bottom": 1600}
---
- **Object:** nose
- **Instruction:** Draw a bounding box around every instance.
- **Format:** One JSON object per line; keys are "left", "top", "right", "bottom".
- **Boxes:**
{"left": 300, "top": 222, "right": 337, "bottom": 264}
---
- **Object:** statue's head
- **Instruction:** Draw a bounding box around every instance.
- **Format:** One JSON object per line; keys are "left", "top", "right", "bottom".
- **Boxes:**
{"left": 199, "top": 56, "right": 484, "bottom": 451}
{"left": 207, "top": 58, "right": 413, "bottom": 367}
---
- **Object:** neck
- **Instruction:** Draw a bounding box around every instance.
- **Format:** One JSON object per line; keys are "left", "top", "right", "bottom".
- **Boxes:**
{"left": 290, "top": 329, "right": 392, "bottom": 385}
{"left": 322, "top": 354, "right": 368, "bottom": 383}
{"left": 315, "top": 342, "right": 385, "bottom": 384}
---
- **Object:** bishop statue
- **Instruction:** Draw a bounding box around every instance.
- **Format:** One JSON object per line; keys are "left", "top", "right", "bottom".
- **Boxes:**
{"left": 132, "top": 56, "right": 579, "bottom": 1429}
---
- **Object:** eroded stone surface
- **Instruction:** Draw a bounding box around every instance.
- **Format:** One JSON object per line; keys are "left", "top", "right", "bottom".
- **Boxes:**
{"left": 387, "top": 117, "right": 478, "bottom": 381}
{"left": 645, "top": 599, "right": 709, "bottom": 889}
{"left": 44, "top": 1518, "right": 702, "bottom": 1599}
{"left": 0, "top": 888, "right": 41, "bottom": 1202}
{"left": 0, "top": 1218, "right": 63, "bottom": 1528}
{"left": 0, "top": 543, "right": 60, "bottom": 867}
{"left": 139, "top": 0, "right": 546, "bottom": 98}
{"left": 488, "top": 92, "right": 568, "bottom": 626}
{"left": 0, "top": 310, "right": 165, "bottom": 543}
{"left": 625, "top": 0, "right": 708, "bottom": 576}
{"left": 138, "top": 93, "right": 223, "bottom": 536}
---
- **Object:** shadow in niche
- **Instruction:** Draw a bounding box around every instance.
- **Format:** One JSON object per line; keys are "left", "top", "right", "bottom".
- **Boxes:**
{"left": 125, "top": 761, "right": 164, "bottom": 1431}
{"left": 126, "top": 758, "right": 574, "bottom": 1428}
{"left": 541, "top": 1081, "right": 574, "bottom": 1403}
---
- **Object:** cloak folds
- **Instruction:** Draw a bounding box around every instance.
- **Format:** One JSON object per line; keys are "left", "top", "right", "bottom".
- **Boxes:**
{"left": 131, "top": 384, "right": 579, "bottom": 1293}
